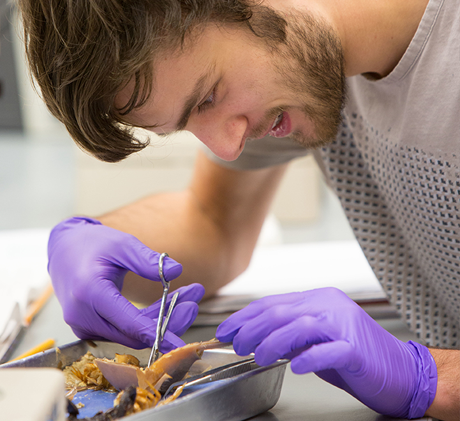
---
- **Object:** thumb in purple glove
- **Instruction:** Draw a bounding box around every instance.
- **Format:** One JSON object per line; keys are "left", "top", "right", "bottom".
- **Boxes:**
{"left": 216, "top": 287, "right": 437, "bottom": 419}
{"left": 48, "top": 216, "right": 203, "bottom": 350}
{"left": 81, "top": 283, "right": 205, "bottom": 353}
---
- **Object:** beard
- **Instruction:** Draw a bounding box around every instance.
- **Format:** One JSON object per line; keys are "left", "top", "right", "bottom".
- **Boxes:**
{"left": 251, "top": 8, "right": 346, "bottom": 149}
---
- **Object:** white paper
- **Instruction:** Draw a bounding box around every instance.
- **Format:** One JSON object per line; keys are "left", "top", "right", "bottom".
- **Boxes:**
{"left": 218, "top": 240, "right": 383, "bottom": 297}
{"left": 0, "top": 228, "right": 51, "bottom": 339}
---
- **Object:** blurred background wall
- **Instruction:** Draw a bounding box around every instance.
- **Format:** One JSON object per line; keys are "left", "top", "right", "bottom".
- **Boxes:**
{"left": 0, "top": 2, "right": 354, "bottom": 245}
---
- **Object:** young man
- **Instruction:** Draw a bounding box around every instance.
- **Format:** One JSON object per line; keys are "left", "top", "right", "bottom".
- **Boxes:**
{"left": 19, "top": 0, "right": 459, "bottom": 419}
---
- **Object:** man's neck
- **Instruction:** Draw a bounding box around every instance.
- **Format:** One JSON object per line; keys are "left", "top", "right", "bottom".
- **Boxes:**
{"left": 266, "top": 0, "right": 430, "bottom": 78}
{"left": 339, "top": 0, "right": 429, "bottom": 77}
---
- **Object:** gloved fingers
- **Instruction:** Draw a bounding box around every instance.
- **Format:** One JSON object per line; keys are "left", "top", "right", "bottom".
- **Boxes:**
{"left": 216, "top": 320, "right": 240, "bottom": 343}
{"left": 88, "top": 315, "right": 187, "bottom": 352}
{"left": 223, "top": 303, "right": 298, "bottom": 355}
{"left": 173, "top": 283, "right": 205, "bottom": 304}
{"left": 140, "top": 283, "right": 205, "bottom": 319}
{"left": 71, "top": 326, "right": 106, "bottom": 343}
{"left": 100, "top": 234, "right": 183, "bottom": 282}
{"left": 290, "top": 340, "right": 354, "bottom": 374}
{"left": 217, "top": 292, "right": 305, "bottom": 341}
{"left": 93, "top": 287, "right": 189, "bottom": 351}
{"left": 62, "top": 216, "right": 102, "bottom": 230}
{"left": 93, "top": 282, "right": 163, "bottom": 346}
{"left": 247, "top": 315, "right": 338, "bottom": 366}
{"left": 49, "top": 217, "right": 183, "bottom": 282}
{"left": 160, "top": 331, "right": 187, "bottom": 353}
{"left": 71, "top": 325, "right": 149, "bottom": 350}
{"left": 165, "top": 302, "right": 199, "bottom": 337}
{"left": 48, "top": 216, "right": 101, "bottom": 242}
{"left": 71, "top": 311, "right": 186, "bottom": 351}
{"left": 241, "top": 316, "right": 316, "bottom": 365}
{"left": 314, "top": 368, "right": 351, "bottom": 392}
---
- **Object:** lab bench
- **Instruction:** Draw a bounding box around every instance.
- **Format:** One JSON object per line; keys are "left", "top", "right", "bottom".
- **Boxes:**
{"left": 9, "top": 294, "right": 431, "bottom": 421}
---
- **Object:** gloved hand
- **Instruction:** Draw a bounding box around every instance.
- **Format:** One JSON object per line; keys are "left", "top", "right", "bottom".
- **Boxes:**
{"left": 217, "top": 287, "right": 437, "bottom": 419}
{"left": 48, "top": 216, "right": 205, "bottom": 351}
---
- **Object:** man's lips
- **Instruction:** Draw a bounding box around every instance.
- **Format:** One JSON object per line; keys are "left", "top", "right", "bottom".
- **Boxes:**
{"left": 260, "top": 112, "right": 292, "bottom": 138}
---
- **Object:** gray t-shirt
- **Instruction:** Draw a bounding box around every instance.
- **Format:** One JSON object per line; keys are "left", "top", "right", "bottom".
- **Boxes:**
{"left": 206, "top": 0, "right": 459, "bottom": 348}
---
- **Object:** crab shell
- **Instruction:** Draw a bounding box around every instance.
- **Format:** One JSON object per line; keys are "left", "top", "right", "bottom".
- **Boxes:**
{"left": 95, "top": 339, "right": 229, "bottom": 391}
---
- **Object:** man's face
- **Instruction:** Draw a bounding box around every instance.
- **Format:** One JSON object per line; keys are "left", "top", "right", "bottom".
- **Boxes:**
{"left": 116, "top": 9, "right": 345, "bottom": 161}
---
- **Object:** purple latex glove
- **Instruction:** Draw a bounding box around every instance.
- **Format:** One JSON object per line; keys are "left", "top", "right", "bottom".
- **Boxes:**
{"left": 48, "top": 216, "right": 205, "bottom": 351}
{"left": 217, "top": 287, "right": 437, "bottom": 418}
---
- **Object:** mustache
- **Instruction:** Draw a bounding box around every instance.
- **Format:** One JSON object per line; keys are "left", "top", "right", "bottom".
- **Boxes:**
{"left": 247, "top": 106, "right": 286, "bottom": 139}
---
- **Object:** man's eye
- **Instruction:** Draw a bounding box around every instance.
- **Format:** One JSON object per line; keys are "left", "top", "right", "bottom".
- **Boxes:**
{"left": 197, "top": 88, "right": 216, "bottom": 114}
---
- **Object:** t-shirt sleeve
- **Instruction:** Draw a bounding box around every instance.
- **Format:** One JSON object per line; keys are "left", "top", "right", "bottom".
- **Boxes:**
{"left": 202, "top": 135, "right": 310, "bottom": 170}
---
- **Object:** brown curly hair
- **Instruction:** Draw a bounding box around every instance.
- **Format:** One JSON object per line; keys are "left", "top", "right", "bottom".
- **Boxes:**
{"left": 17, "top": 0, "right": 287, "bottom": 162}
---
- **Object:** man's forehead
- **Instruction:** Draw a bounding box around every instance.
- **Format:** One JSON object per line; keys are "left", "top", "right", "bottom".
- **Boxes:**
{"left": 115, "top": 22, "right": 263, "bottom": 133}
{"left": 115, "top": 33, "right": 221, "bottom": 132}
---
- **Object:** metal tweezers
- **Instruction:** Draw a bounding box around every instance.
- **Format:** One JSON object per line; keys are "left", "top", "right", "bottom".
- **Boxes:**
{"left": 162, "top": 357, "right": 256, "bottom": 399}
{"left": 147, "top": 253, "right": 179, "bottom": 367}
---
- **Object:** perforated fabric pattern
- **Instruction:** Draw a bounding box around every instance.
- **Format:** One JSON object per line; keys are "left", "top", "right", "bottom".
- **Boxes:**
{"left": 320, "top": 114, "right": 459, "bottom": 348}
{"left": 204, "top": 0, "right": 459, "bottom": 348}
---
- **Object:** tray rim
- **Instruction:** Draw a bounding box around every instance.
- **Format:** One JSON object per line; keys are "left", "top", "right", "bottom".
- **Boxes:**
{"left": 0, "top": 339, "right": 289, "bottom": 420}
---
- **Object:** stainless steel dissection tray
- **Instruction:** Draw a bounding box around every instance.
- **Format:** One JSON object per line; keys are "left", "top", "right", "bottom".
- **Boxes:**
{"left": 2, "top": 340, "right": 288, "bottom": 421}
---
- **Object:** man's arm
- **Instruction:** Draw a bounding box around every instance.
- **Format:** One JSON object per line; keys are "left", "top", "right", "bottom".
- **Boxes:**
{"left": 99, "top": 150, "right": 288, "bottom": 304}
{"left": 426, "top": 348, "right": 460, "bottom": 421}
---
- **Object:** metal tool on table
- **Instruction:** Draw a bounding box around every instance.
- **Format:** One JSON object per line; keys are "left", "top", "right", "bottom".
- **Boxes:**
{"left": 163, "top": 357, "right": 256, "bottom": 399}
{"left": 147, "top": 253, "right": 180, "bottom": 367}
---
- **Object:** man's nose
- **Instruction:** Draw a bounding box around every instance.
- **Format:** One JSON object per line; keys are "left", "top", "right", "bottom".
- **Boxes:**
{"left": 188, "top": 115, "right": 248, "bottom": 161}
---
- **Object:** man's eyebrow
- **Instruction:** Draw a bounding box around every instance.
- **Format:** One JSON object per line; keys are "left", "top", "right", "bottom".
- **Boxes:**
{"left": 176, "top": 64, "right": 216, "bottom": 131}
